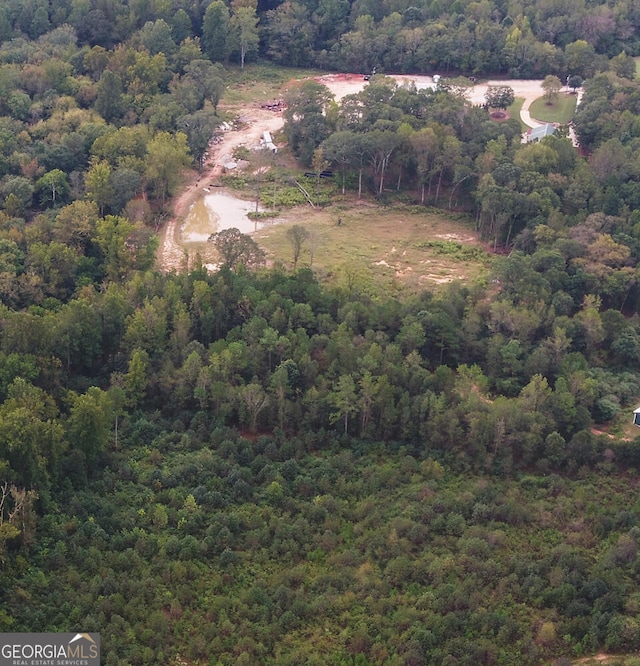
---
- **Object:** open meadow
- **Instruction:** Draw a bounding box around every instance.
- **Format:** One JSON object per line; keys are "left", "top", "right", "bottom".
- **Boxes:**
{"left": 222, "top": 64, "right": 327, "bottom": 107}
{"left": 253, "top": 198, "right": 491, "bottom": 296}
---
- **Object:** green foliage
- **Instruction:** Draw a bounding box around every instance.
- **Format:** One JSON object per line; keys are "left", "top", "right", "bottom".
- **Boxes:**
{"left": 247, "top": 211, "right": 280, "bottom": 220}
{"left": 202, "top": 1, "right": 232, "bottom": 63}
{"left": 414, "top": 240, "right": 491, "bottom": 262}
{"left": 179, "top": 109, "right": 219, "bottom": 170}
{"left": 266, "top": 185, "right": 312, "bottom": 208}
{"left": 0, "top": 246, "right": 639, "bottom": 665}
{"left": 222, "top": 173, "right": 311, "bottom": 208}
{"left": 144, "top": 131, "right": 191, "bottom": 204}
{"left": 209, "top": 227, "right": 266, "bottom": 270}
{"left": 485, "top": 85, "right": 515, "bottom": 111}
{"left": 3, "top": 7, "right": 640, "bottom": 666}
{"left": 232, "top": 145, "right": 251, "bottom": 161}
{"left": 35, "top": 170, "right": 69, "bottom": 207}
{"left": 283, "top": 80, "right": 335, "bottom": 165}
{"left": 66, "top": 387, "right": 111, "bottom": 468}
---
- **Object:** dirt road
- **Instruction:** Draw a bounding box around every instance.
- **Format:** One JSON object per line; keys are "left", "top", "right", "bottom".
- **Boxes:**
{"left": 158, "top": 73, "right": 548, "bottom": 272}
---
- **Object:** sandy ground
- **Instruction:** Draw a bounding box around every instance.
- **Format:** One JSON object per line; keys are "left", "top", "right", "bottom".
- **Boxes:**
{"left": 573, "top": 656, "right": 624, "bottom": 664}
{"left": 158, "top": 73, "right": 551, "bottom": 272}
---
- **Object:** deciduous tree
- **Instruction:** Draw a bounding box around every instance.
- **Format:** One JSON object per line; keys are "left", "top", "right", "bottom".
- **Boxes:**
{"left": 230, "top": 0, "right": 259, "bottom": 70}
{"left": 202, "top": 1, "right": 231, "bottom": 63}
{"left": 183, "top": 59, "right": 225, "bottom": 111}
{"left": 484, "top": 85, "right": 515, "bottom": 113}
{"left": 264, "top": 1, "right": 314, "bottom": 67}
{"left": 84, "top": 158, "right": 113, "bottom": 216}
{"left": 567, "top": 75, "right": 583, "bottom": 92}
{"left": 144, "top": 131, "right": 191, "bottom": 204}
{"left": 239, "top": 381, "right": 268, "bottom": 432}
{"left": 283, "top": 80, "right": 334, "bottom": 164}
{"left": 0, "top": 177, "right": 34, "bottom": 214}
{"left": 36, "top": 169, "right": 69, "bottom": 207}
{"left": 138, "top": 19, "right": 176, "bottom": 57}
{"left": 366, "top": 130, "right": 401, "bottom": 197}
{"left": 286, "top": 225, "right": 309, "bottom": 269}
{"left": 0, "top": 378, "right": 63, "bottom": 491}
{"left": 209, "top": 228, "right": 265, "bottom": 271}
{"left": 67, "top": 387, "right": 111, "bottom": 468}
{"left": 95, "top": 70, "right": 124, "bottom": 122}
{"left": 180, "top": 109, "right": 219, "bottom": 171}
{"left": 311, "top": 147, "right": 330, "bottom": 201}
{"left": 322, "top": 131, "right": 357, "bottom": 195}
{"left": 329, "top": 374, "right": 358, "bottom": 434}
{"left": 95, "top": 215, "right": 137, "bottom": 281}
{"left": 541, "top": 75, "right": 562, "bottom": 104}
{"left": 410, "top": 127, "right": 438, "bottom": 203}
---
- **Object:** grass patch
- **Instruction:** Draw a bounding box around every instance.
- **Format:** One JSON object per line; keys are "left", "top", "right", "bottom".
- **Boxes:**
{"left": 222, "top": 63, "right": 326, "bottom": 106}
{"left": 248, "top": 210, "right": 280, "bottom": 220}
{"left": 529, "top": 93, "right": 577, "bottom": 123}
{"left": 253, "top": 200, "right": 491, "bottom": 297}
{"left": 202, "top": 63, "right": 494, "bottom": 296}
{"left": 221, "top": 171, "right": 336, "bottom": 208}
{"left": 507, "top": 97, "right": 527, "bottom": 131}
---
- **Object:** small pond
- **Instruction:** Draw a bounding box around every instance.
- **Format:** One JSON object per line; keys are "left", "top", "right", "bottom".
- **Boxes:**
{"left": 181, "top": 191, "right": 274, "bottom": 244}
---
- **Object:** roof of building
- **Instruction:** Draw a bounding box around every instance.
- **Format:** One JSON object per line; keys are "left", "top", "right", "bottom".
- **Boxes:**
{"left": 528, "top": 123, "right": 556, "bottom": 142}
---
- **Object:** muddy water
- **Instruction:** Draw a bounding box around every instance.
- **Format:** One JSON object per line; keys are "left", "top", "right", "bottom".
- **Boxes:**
{"left": 181, "top": 191, "right": 268, "bottom": 244}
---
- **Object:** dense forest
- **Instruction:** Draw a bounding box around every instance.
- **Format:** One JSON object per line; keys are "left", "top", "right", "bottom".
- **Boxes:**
{"left": 2, "top": 0, "right": 640, "bottom": 664}
{"left": 1, "top": 0, "right": 640, "bottom": 75}
{"left": 7, "top": 258, "right": 640, "bottom": 664}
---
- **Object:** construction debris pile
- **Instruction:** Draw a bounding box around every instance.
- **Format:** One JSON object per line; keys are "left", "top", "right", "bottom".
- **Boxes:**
{"left": 260, "top": 99, "right": 285, "bottom": 111}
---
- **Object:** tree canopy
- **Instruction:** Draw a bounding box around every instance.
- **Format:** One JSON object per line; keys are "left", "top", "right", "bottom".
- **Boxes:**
{"left": 2, "top": 3, "right": 640, "bottom": 665}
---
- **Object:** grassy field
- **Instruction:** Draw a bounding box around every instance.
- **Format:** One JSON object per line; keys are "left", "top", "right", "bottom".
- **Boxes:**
{"left": 507, "top": 96, "right": 527, "bottom": 131}
{"left": 222, "top": 63, "right": 326, "bottom": 106}
{"left": 253, "top": 194, "right": 492, "bottom": 297}
{"left": 529, "top": 93, "right": 577, "bottom": 123}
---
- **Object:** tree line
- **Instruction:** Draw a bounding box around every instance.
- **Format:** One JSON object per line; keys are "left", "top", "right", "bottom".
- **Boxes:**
{"left": 1, "top": 254, "right": 640, "bottom": 502}
{"left": 0, "top": 17, "right": 229, "bottom": 230}
{"left": 1, "top": 0, "right": 639, "bottom": 78}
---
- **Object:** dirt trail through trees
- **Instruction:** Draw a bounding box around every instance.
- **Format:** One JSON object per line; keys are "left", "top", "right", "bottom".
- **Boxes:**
{"left": 158, "top": 74, "right": 547, "bottom": 272}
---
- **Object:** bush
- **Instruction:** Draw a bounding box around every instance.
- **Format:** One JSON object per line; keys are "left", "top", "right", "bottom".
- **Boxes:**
{"left": 414, "top": 240, "right": 490, "bottom": 262}
{"left": 594, "top": 396, "right": 620, "bottom": 422}
{"left": 248, "top": 210, "right": 280, "bottom": 220}
{"left": 232, "top": 145, "right": 251, "bottom": 161}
